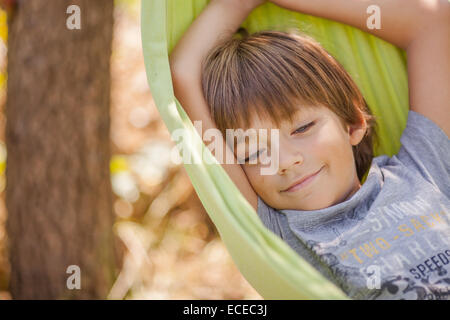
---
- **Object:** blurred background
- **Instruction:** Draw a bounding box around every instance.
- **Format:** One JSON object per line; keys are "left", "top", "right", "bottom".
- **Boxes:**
{"left": 0, "top": 0, "right": 262, "bottom": 299}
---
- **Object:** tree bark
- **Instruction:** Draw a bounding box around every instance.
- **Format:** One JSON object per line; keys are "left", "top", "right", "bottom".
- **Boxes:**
{"left": 5, "top": 0, "right": 117, "bottom": 299}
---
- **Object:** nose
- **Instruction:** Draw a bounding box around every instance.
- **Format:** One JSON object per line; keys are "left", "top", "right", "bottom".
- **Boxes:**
{"left": 278, "top": 159, "right": 303, "bottom": 175}
{"left": 277, "top": 140, "right": 304, "bottom": 175}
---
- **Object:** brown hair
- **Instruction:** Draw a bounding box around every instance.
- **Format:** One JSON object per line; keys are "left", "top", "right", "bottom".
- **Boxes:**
{"left": 201, "top": 30, "right": 378, "bottom": 181}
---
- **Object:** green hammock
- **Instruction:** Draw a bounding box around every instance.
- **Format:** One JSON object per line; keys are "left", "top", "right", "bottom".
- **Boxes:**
{"left": 141, "top": 0, "right": 408, "bottom": 299}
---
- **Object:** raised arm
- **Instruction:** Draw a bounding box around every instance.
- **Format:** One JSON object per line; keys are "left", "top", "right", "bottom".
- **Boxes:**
{"left": 169, "top": 0, "right": 265, "bottom": 211}
{"left": 270, "top": 0, "right": 450, "bottom": 137}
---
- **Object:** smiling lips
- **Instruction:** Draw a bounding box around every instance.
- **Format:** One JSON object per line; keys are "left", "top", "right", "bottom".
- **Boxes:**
{"left": 282, "top": 166, "right": 323, "bottom": 193}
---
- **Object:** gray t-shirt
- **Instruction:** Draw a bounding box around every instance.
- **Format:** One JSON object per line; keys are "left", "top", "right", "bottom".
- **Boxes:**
{"left": 257, "top": 110, "right": 450, "bottom": 300}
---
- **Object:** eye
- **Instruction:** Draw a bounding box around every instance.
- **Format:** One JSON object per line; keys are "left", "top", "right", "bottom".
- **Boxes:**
{"left": 293, "top": 121, "right": 315, "bottom": 134}
{"left": 244, "top": 149, "right": 265, "bottom": 164}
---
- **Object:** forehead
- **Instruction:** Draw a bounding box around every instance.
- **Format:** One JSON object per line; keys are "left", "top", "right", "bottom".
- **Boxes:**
{"left": 247, "top": 105, "right": 322, "bottom": 129}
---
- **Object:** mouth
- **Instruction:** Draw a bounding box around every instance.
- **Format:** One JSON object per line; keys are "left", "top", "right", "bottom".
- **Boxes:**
{"left": 281, "top": 166, "right": 324, "bottom": 193}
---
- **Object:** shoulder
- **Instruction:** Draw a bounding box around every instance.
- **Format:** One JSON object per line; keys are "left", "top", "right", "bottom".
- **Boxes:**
{"left": 400, "top": 110, "right": 450, "bottom": 148}
{"left": 393, "top": 110, "right": 450, "bottom": 194}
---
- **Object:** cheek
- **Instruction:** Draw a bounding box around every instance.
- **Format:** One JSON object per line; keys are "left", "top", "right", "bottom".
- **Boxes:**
{"left": 314, "top": 124, "right": 355, "bottom": 173}
{"left": 242, "top": 165, "right": 272, "bottom": 195}
{"left": 242, "top": 166, "right": 262, "bottom": 185}
{"left": 309, "top": 123, "right": 353, "bottom": 163}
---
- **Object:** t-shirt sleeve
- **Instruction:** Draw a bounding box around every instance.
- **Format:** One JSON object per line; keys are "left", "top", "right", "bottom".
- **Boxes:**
{"left": 396, "top": 110, "right": 450, "bottom": 196}
{"left": 257, "top": 196, "right": 284, "bottom": 239}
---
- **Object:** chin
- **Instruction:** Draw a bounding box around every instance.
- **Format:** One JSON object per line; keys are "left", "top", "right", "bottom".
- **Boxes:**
{"left": 305, "top": 195, "right": 338, "bottom": 211}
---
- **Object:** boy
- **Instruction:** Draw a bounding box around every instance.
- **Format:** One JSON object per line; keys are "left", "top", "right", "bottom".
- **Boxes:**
{"left": 170, "top": 0, "right": 449, "bottom": 299}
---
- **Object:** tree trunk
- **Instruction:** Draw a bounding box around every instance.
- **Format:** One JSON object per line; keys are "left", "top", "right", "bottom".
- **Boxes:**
{"left": 5, "top": 0, "right": 117, "bottom": 299}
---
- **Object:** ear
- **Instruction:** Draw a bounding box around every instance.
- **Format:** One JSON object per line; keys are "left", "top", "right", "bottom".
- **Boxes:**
{"left": 347, "top": 114, "right": 367, "bottom": 146}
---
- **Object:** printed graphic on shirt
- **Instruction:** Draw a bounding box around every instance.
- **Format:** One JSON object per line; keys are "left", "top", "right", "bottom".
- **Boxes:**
{"left": 301, "top": 195, "right": 450, "bottom": 300}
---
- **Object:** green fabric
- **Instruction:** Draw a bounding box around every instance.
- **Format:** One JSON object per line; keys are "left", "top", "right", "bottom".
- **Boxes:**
{"left": 141, "top": 0, "right": 409, "bottom": 299}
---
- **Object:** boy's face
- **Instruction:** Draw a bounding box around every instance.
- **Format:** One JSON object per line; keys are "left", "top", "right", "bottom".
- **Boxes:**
{"left": 239, "top": 104, "right": 367, "bottom": 211}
